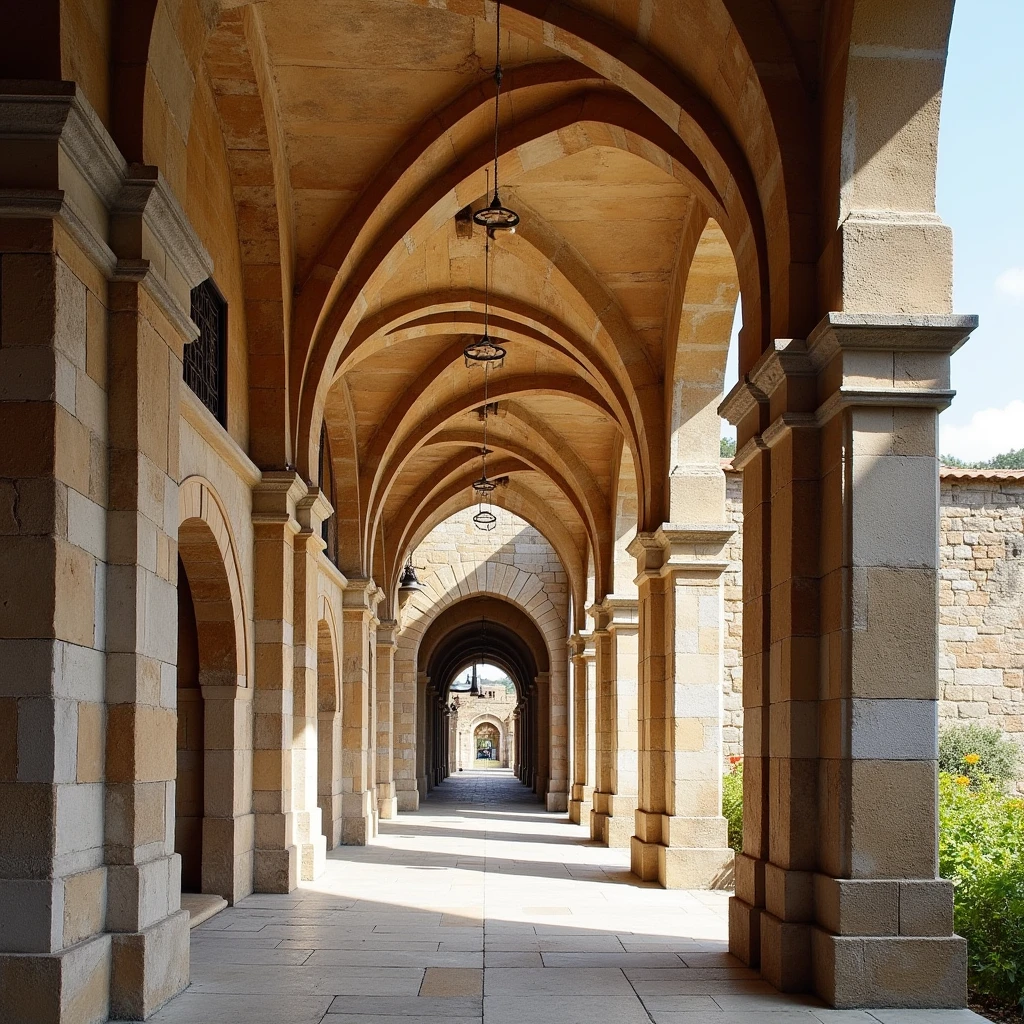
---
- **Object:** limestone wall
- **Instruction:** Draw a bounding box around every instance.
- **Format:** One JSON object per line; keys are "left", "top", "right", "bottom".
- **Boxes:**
{"left": 395, "top": 508, "right": 571, "bottom": 810}
{"left": 721, "top": 466, "right": 1024, "bottom": 784}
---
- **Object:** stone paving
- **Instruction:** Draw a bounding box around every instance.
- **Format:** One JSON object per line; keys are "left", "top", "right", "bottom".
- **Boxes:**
{"left": 149, "top": 770, "right": 984, "bottom": 1024}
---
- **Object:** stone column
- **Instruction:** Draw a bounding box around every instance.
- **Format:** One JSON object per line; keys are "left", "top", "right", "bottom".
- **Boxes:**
{"left": 808, "top": 315, "right": 973, "bottom": 1007}
{"left": 416, "top": 674, "right": 429, "bottom": 800}
{"left": 722, "top": 315, "right": 975, "bottom": 1007}
{"left": 589, "top": 598, "right": 639, "bottom": 847}
{"left": 534, "top": 671, "right": 551, "bottom": 799}
{"left": 628, "top": 527, "right": 735, "bottom": 889}
{"left": 720, "top": 380, "right": 773, "bottom": 969}
{"left": 393, "top": 640, "right": 419, "bottom": 812}
{"left": 291, "top": 487, "right": 331, "bottom": 880}
{"left": 568, "top": 633, "right": 596, "bottom": 824}
{"left": 376, "top": 620, "right": 398, "bottom": 819}
{"left": 340, "top": 579, "right": 378, "bottom": 844}
{"left": 251, "top": 474, "right": 306, "bottom": 892}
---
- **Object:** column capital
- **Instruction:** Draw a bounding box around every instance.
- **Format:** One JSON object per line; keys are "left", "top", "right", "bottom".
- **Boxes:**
{"left": 295, "top": 485, "right": 334, "bottom": 538}
{"left": 0, "top": 83, "right": 212, "bottom": 344}
{"left": 342, "top": 576, "right": 383, "bottom": 614}
{"left": 376, "top": 619, "right": 398, "bottom": 647}
{"left": 588, "top": 595, "right": 639, "bottom": 633}
{"left": 628, "top": 525, "right": 734, "bottom": 582}
{"left": 253, "top": 471, "right": 307, "bottom": 530}
{"left": 808, "top": 312, "right": 976, "bottom": 422}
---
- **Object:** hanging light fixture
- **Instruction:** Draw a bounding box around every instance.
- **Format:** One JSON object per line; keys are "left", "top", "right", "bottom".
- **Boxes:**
{"left": 398, "top": 556, "right": 425, "bottom": 594}
{"left": 473, "top": 0, "right": 520, "bottom": 232}
{"left": 463, "top": 224, "right": 506, "bottom": 369}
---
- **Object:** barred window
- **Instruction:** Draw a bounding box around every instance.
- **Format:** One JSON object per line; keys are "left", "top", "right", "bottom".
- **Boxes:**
{"left": 319, "top": 423, "right": 338, "bottom": 565}
{"left": 185, "top": 278, "right": 228, "bottom": 426}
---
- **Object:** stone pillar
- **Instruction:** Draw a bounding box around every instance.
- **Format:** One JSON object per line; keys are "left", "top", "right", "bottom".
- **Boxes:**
{"left": 251, "top": 474, "right": 306, "bottom": 892}
{"left": 719, "top": 381, "right": 772, "bottom": 968}
{"left": 394, "top": 641, "right": 419, "bottom": 812}
{"left": 568, "top": 633, "right": 596, "bottom": 824}
{"left": 340, "top": 579, "right": 378, "bottom": 844}
{"left": 376, "top": 620, "right": 398, "bottom": 819}
{"left": 416, "top": 674, "right": 429, "bottom": 800}
{"left": 291, "top": 487, "right": 331, "bottom": 880}
{"left": 534, "top": 671, "right": 551, "bottom": 799}
{"left": 589, "top": 598, "right": 639, "bottom": 847}
{"left": 809, "top": 315, "right": 972, "bottom": 1007}
{"left": 722, "top": 314, "right": 975, "bottom": 1007}
{"left": 628, "top": 526, "right": 735, "bottom": 889}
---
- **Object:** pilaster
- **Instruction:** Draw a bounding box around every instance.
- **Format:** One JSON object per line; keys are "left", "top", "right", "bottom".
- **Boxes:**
{"left": 375, "top": 619, "right": 399, "bottom": 820}
{"left": 251, "top": 473, "right": 306, "bottom": 893}
{"left": 568, "top": 632, "right": 596, "bottom": 825}
{"left": 588, "top": 598, "right": 639, "bottom": 847}
{"left": 340, "top": 579, "right": 380, "bottom": 844}
{"left": 291, "top": 487, "right": 332, "bottom": 880}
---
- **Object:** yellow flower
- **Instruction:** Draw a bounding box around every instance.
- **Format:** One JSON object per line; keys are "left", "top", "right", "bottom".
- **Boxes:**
{"left": 963, "top": 753, "right": 981, "bottom": 765}
{"left": 955, "top": 776, "right": 971, "bottom": 787}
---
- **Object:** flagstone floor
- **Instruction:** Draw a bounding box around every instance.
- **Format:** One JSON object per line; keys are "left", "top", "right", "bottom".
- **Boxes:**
{"left": 149, "top": 769, "right": 984, "bottom": 1024}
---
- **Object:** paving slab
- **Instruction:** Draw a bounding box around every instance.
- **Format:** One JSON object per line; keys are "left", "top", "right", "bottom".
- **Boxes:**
{"left": 151, "top": 771, "right": 976, "bottom": 1024}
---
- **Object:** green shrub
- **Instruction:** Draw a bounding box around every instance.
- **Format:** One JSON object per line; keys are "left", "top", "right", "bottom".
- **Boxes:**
{"left": 939, "top": 772, "right": 1024, "bottom": 1006}
{"left": 722, "top": 760, "right": 743, "bottom": 852}
{"left": 939, "top": 723, "right": 1021, "bottom": 788}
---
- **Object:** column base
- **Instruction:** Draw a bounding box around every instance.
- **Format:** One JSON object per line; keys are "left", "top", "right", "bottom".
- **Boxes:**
{"left": 759, "top": 911, "right": 812, "bottom": 991}
{"left": 298, "top": 835, "right": 327, "bottom": 882}
{"left": 110, "top": 908, "right": 190, "bottom": 1020}
{"left": 378, "top": 795, "right": 399, "bottom": 820}
{"left": 341, "top": 790, "right": 376, "bottom": 845}
{"left": 811, "top": 928, "right": 967, "bottom": 1008}
{"left": 630, "top": 836, "right": 734, "bottom": 889}
{"left": 590, "top": 793, "right": 636, "bottom": 847}
{"left": 568, "top": 798, "right": 593, "bottom": 825}
{"left": 202, "top": 812, "right": 255, "bottom": 904}
{"left": 254, "top": 844, "right": 299, "bottom": 893}
{"left": 729, "top": 895, "right": 762, "bottom": 967}
{"left": 0, "top": 933, "right": 112, "bottom": 1024}
{"left": 396, "top": 788, "right": 419, "bottom": 812}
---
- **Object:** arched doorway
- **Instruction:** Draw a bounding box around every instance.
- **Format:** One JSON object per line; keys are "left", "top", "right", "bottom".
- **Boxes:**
{"left": 176, "top": 478, "right": 253, "bottom": 904}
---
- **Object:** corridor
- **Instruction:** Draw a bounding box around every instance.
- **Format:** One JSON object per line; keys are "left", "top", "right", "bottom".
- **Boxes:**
{"left": 147, "top": 772, "right": 981, "bottom": 1024}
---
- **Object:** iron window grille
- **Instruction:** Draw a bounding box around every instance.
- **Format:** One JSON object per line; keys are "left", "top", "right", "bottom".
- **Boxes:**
{"left": 185, "top": 278, "right": 228, "bottom": 426}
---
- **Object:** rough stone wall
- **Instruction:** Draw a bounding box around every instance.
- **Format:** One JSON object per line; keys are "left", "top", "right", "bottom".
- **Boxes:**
{"left": 721, "top": 468, "right": 1024, "bottom": 786}
{"left": 938, "top": 472, "right": 1024, "bottom": 790}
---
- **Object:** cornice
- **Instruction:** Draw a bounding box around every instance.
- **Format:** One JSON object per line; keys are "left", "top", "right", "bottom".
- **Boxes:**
{"left": 0, "top": 84, "right": 212, "bottom": 341}
{"left": 180, "top": 386, "right": 261, "bottom": 486}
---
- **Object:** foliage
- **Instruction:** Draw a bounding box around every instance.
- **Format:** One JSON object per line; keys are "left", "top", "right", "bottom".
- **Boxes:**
{"left": 722, "top": 758, "right": 743, "bottom": 851}
{"left": 942, "top": 448, "right": 1024, "bottom": 470}
{"left": 939, "top": 772, "right": 1024, "bottom": 1007}
{"left": 940, "top": 724, "right": 1021, "bottom": 789}
{"left": 720, "top": 436, "right": 737, "bottom": 459}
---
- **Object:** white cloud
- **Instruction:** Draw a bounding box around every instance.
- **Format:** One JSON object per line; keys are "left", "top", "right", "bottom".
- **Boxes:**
{"left": 995, "top": 267, "right": 1024, "bottom": 300}
{"left": 941, "top": 400, "right": 1024, "bottom": 462}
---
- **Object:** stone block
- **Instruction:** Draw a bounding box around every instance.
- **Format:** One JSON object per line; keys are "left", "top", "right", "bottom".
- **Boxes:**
{"left": 0, "top": 931, "right": 111, "bottom": 1024}
{"left": 62, "top": 867, "right": 106, "bottom": 948}
{"left": 898, "top": 879, "right": 954, "bottom": 937}
{"left": 109, "top": 908, "right": 189, "bottom": 1021}
{"left": 812, "top": 929, "right": 967, "bottom": 1009}
{"left": 814, "top": 875, "right": 899, "bottom": 936}
{"left": 760, "top": 912, "right": 812, "bottom": 991}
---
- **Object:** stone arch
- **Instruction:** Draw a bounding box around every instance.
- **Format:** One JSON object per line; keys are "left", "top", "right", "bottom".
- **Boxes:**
{"left": 395, "top": 509, "right": 569, "bottom": 810}
{"left": 470, "top": 715, "right": 507, "bottom": 768}
{"left": 177, "top": 475, "right": 254, "bottom": 904}
{"left": 315, "top": 594, "right": 342, "bottom": 848}
{"left": 665, "top": 216, "right": 740, "bottom": 523}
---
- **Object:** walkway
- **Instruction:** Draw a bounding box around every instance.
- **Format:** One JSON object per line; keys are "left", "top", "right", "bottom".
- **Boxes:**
{"left": 150, "top": 770, "right": 982, "bottom": 1024}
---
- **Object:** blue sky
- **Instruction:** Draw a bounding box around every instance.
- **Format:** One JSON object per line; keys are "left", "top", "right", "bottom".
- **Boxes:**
{"left": 937, "top": 0, "right": 1024, "bottom": 460}
{"left": 722, "top": 2, "right": 1024, "bottom": 461}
